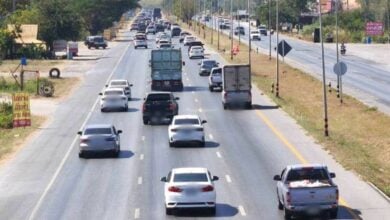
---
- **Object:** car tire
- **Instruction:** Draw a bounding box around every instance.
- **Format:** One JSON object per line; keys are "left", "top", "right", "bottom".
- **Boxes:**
{"left": 284, "top": 209, "right": 292, "bottom": 220}
{"left": 245, "top": 102, "right": 252, "bottom": 109}
{"left": 78, "top": 151, "right": 84, "bottom": 158}
{"left": 329, "top": 208, "right": 338, "bottom": 219}
{"left": 200, "top": 141, "right": 206, "bottom": 147}
{"left": 143, "top": 118, "right": 149, "bottom": 125}
{"left": 209, "top": 86, "right": 212, "bottom": 92}
{"left": 166, "top": 207, "right": 173, "bottom": 215}
{"left": 169, "top": 142, "right": 175, "bottom": 147}
{"left": 124, "top": 105, "right": 128, "bottom": 112}
{"left": 103, "top": 46, "right": 106, "bottom": 49}
{"left": 223, "top": 103, "right": 228, "bottom": 110}
{"left": 278, "top": 199, "right": 284, "bottom": 210}
{"left": 101, "top": 108, "right": 105, "bottom": 113}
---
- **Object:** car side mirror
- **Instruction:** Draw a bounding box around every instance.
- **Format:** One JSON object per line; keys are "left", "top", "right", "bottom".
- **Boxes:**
{"left": 201, "top": 120, "right": 207, "bottom": 124}
{"left": 273, "top": 175, "right": 281, "bottom": 181}
{"left": 175, "top": 97, "right": 180, "bottom": 100}
{"left": 212, "top": 176, "right": 219, "bottom": 181}
{"left": 182, "top": 61, "right": 185, "bottom": 66}
{"left": 117, "top": 130, "right": 122, "bottom": 134}
{"left": 99, "top": 92, "right": 103, "bottom": 95}
{"left": 77, "top": 131, "right": 82, "bottom": 135}
{"left": 160, "top": 177, "right": 167, "bottom": 182}
{"left": 329, "top": 173, "right": 336, "bottom": 178}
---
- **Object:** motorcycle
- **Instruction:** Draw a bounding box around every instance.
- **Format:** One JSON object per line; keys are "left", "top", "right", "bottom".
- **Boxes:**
{"left": 340, "top": 43, "right": 346, "bottom": 55}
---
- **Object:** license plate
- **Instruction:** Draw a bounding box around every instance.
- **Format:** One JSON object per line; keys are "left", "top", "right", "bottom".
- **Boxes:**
{"left": 164, "top": 81, "right": 170, "bottom": 86}
{"left": 186, "top": 188, "right": 197, "bottom": 195}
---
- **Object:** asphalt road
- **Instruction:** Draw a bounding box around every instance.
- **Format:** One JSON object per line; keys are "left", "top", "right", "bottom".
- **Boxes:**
{"left": 0, "top": 27, "right": 389, "bottom": 220}
{"left": 204, "top": 18, "right": 390, "bottom": 115}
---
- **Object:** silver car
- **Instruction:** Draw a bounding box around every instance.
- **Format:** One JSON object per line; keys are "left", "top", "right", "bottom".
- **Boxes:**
{"left": 106, "top": 79, "right": 133, "bottom": 100}
{"left": 78, "top": 124, "right": 122, "bottom": 158}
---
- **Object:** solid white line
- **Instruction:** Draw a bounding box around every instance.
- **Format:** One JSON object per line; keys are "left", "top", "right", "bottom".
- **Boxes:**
{"left": 134, "top": 208, "right": 140, "bottom": 219}
{"left": 225, "top": 175, "right": 232, "bottom": 183}
{"left": 28, "top": 43, "right": 131, "bottom": 220}
{"left": 208, "top": 134, "right": 213, "bottom": 140}
{"left": 238, "top": 205, "right": 247, "bottom": 216}
{"left": 138, "top": 177, "right": 143, "bottom": 185}
{"left": 140, "top": 154, "right": 144, "bottom": 160}
{"left": 216, "top": 151, "right": 222, "bottom": 158}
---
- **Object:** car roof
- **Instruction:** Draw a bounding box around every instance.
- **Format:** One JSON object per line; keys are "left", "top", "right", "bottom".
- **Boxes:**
{"left": 173, "top": 115, "right": 200, "bottom": 120}
{"left": 110, "top": 79, "right": 127, "bottom": 83}
{"left": 84, "top": 124, "right": 113, "bottom": 129}
{"left": 288, "top": 164, "right": 326, "bottom": 170}
{"left": 172, "top": 167, "right": 208, "bottom": 174}
{"left": 104, "top": 88, "right": 124, "bottom": 92}
{"left": 202, "top": 59, "right": 216, "bottom": 63}
{"left": 147, "top": 92, "right": 171, "bottom": 95}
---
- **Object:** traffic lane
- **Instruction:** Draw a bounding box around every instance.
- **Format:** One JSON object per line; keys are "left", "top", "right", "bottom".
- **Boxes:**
{"left": 181, "top": 44, "right": 365, "bottom": 219}
{"left": 28, "top": 43, "right": 150, "bottom": 219}
{"left": 0, "top": 42, "right": 130, "bottom": 220}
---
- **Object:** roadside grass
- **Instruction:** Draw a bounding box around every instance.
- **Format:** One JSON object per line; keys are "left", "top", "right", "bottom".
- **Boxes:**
{"left": 181, "top": 21, "right": 390, "bottom": 196}
{"left": 0, "top": 115, "right": 46, "bottom": 161}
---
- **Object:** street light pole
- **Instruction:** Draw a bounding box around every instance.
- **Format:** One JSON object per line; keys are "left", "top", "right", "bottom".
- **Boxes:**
{"left": 230, "top": 0, "right": 233, "bottom": 60}
{"left": 319, "top": 0, "right": 329, "bottom": 137}
{"left": 276, "top": 0, "right": 280, "bottom": 97}
{"left": 269, "top": 0, "right": 272, "bottom": 60}
{"left": 335, "top": 0, "right": 343, "bottom": 103}
{"left": 248, "top": 0, "right": 251, "bottom": 73}
{"left": 218, "top": 0, "right": 221, "bottom": 50}
{"left": 211, "top": 0, "right": 214, "bottom": 44}
{"left": 203, "top": 0, "right": 206, "bottom": 39}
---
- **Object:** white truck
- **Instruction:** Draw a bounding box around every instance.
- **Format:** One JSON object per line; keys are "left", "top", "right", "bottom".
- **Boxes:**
{"left": 273, "top": 164, "right": 339, "bottom": 219}
{"left": 222, "top": 65, "right": 252, "bottom": 109}
{"left": 209, "top": 67, "right": 222, "bottom": 92}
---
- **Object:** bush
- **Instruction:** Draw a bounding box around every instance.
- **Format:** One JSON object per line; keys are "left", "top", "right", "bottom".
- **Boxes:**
{"left": 15, "top": 44, "right": 47, "bottom": 59}
{"left": 0, "top": 102, "right": 13, "bottom": 129}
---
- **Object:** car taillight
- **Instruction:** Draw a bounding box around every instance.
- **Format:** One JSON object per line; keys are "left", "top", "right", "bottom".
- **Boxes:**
{"left": 286, "top": 192, "right": 291, "bottom": 205}
{"left": 196, "top": 128, "right": 203, "bottom": 131}
{"left": 169, "top": 103, "right": 176, "bottom": 111}
{"left": 168, "top": 186, "right": 182, "bottom": 192}
{"left": 202, "top": 185, "right": 214, "bottom": 192}
{"left": 142, "top": 103, "right": 146, "bottom": 112}
{"left": 105, "top": 137, "right": 115, "bottom": 141}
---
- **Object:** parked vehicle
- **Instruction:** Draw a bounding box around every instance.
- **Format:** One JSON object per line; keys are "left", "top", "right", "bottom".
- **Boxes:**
{"left": 222, "top": 65, "right": 252, "bottom": 109}
{"left": 198, "top": 59, "right": 219, "bottom": 76}
{"left": 160, "top": 167, "right": 219, "bottom": 215}
{"left": 168, "top": 115, "right": 207, "bottom": 147}
{"left": 99, "top": 88, "right": 128, "bottom": 112}
{"left": 142, "top": 92, "right": 179, "bottom": 124}
{"left": 106, "top": 79, "right": 133, "bottom": 100}
{"left": 150, "top": 49, "right": 184, "bottom": 91}
{"left": 273, "top": 164, "right": 339, "bottom": 219}
{"left": 77, "top": 124, "right": 122, "bottom": 158}
{"left": 208, "top": 67, "right": 223, "bottom": 91}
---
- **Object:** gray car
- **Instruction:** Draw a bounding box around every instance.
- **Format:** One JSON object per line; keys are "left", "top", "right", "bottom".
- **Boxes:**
{"left": 78, "top": 124, "right": 122, "bottom": 158}
{"left": 198, "top": 59, "right": 219, "bottom": 76}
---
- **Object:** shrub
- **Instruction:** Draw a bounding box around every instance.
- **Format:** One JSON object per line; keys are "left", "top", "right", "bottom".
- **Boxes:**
{"left": 0, "top": 102, "right": 13, "bottom": 129}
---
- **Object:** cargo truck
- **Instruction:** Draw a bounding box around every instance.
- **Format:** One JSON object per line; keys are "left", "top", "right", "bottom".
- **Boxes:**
{"left": 150, "top": 49, "right": 184, "bottom": 91}
{"left": 222, "top": 65, "right": 252, "bottom": 109}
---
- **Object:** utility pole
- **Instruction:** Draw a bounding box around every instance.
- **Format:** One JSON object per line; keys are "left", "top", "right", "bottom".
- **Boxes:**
{"left": 218, "top": 0, "right": 221, "bottom": 50}
{"left": 211, "top": 0, "right": 214, "bottom": 44}
{"left": 335, "top": 0, "right": 343, "bottom": 103}
{"left": 248, "top": 0, "right": 252, "bottom": 73}
{"left": 12, "top": 0, "right": 16, "bottom": 12}
{"left": 319, "top": 0, "right": 329, "bottom": 137}
{"left": 230, "top": 0, "right": 233, "bottom": 60}
{"left": 275, "top": 0, "right": 280, "bottom": 97}
{"left": 203, "top": 0, "right": 206, "bottom": 39}
{"left": 269, "top": 0, "right": 272, "bottom": 60}
{"left": 198, "top": 0, "right": 201, "bottom": 35}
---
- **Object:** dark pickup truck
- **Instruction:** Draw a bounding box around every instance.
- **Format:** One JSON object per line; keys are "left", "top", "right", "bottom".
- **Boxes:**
{"left": 142, "top": 92, "right": 179, "bottom": 125}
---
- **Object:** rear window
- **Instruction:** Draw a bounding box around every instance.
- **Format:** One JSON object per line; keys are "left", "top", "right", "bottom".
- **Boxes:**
{"left": 110, "top": 81, "right": 127, "bottom": 86}
{"left": 84, "top": 128, "right": 112, "bottom": 135}
{"left": 104, "top": 90, "right": 123, "bottom": 95}
{"left": 147, "top": 94, "right": 171, "bottom": 101}
{"left": 94, "top": 37, "right": 104, "bottom": 42}
{"left": 286, "top": 168, "right": 329, "bottom": 181}
{"left": 174, "top": 119, "right": 199, "bottom": 125}
{"left": 212, "top": 68, "right": 222, "bottom": 74}
{"left": 173, "top": 173, "right": 208, "bottom": 182}
{"left": 203, "top": 60, "right": 216, "bottom": 66}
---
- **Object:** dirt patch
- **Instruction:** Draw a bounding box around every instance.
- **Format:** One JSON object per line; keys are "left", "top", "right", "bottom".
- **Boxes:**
{"left": 182, "top": 21, "right": 390, "bottom": 196}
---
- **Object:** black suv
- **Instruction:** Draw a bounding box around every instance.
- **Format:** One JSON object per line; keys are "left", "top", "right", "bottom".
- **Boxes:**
{"left": 84, "top": 36, "right": 107, "bottom": 49}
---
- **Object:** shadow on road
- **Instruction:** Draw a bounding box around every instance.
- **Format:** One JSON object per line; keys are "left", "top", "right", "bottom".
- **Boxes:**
{"left": 117, "top": 150, "right": 134, "bottom": 159}
{"left": 251, "top": 104, "right": 279, "bottom": 110}
{"left": 182, "top": 86, "right": 208, "bottom": 92}
{"left": 83, "top": 150, "right": 134, "bottom": 159}
{"left": 172, "top": 141, "right": 219, "bottom": 148}
{"left": 129, "top": 97, "right": 142, "bottom": 102}
{"left": 172, "top": 203, "right": 238, "bottom": 217}
{"left": 284, "top": 205, "right": 362, "bottom": 220}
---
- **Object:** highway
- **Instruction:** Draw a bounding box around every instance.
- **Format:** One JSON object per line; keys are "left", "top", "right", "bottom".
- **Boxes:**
{"left": 205, "top": 18, "right": 390, "bottom": 115}
{"left": 0, "top": 25, "right": 389, "bottom": 220}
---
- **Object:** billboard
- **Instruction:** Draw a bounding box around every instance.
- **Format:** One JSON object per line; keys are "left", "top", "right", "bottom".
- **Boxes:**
{"left": 366, "top": 22, "right": 384, "bottom": 36}
{"left": 12, "top": 93, "right": 31, "bottom": 128}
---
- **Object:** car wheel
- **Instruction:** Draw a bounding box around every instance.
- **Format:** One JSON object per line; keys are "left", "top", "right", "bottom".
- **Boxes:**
{"left": 124, "top": 105, "right": 128, "bottom": 112}
{"left": 169, "top": 141, "right": 175, "bottom": 147}
{"left": 200, "top": 141, "right": 206, "bottom": 147}
{"left": 165, "top": 207, "right": 173, "bottom": 215}
{"left": 223, "top": 103, "right": 228, "bottom": 110}
{"left": 278, "top": 199, "right": 284, "bottom": 210}
{"left": 208, "top": 207, "right": 216, "bottom": 215}
{"left": 329, "top": 208, "right": 338, "bottom": 219}
{"left": 88, "top": 46, "right": 91, "bottom": 49}
{"left": 78, "top": 151, "right": 84, "bottom": 158}
{"left": 209, "top": 86, "right": 212, "bottom": 92}
{"left": 103, "top": 46, "right": 106, "bottom": 49}
{"left": 134, "top": 46, "right": 137, "bottom": 49}
{"left": 101, "top": 108, "right": 105, "bottom": 113}
{"left": 284, "top": 209, "right": 292, "bottom": 220}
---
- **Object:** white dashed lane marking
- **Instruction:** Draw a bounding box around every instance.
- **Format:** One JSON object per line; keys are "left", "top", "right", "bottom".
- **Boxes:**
{"left": 216, "top": 151, "right": 222, "bottom": 158}
{"left": 239, "top": 205, "right": 247, "bottom": 216}
{"left": 140, "top": 154, "right": 144, "bottom": 160}
{"left": 134, "top": 208, "right": 140, "bottom": 219}
{"left": 138, "top": 177, "right": 143, "bottom": 185}
{"left": 208, "top": 134, "right": 213, "bottom": 140}
{"left": 225, "top": 175, "right": 232, "bottom": 183}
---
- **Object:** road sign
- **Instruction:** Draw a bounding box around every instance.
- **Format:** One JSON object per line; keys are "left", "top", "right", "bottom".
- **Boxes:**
{"left": 277, "top": 40, "right": 292, "bottom": 57}
{"left": 12, "top": 92, "right": 31, "bottom": 128}
{"left": 365, "top": 22, "right": 384, "bottom": 36}
{"left": 333, "top": 62, "right": 347, "bottom": 76}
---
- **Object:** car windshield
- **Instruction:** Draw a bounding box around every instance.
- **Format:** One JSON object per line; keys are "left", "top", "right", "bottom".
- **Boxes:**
{"left": 286, "top": 168, "right": 329, "bottom": 181}
{"left": 110, "top": 81, "right": 127, "bottom": 86}
{"left": 212, "top": 69, "right": 222, "bottom": 74}
{"left": 94, "top": 37, "right": 104, "bottom": 42}
{"left": 84, "top": 128, "right": 112, "bottom": 135}
{"left": 104, "top": 91, "right": 123, "bottom": 95}
{"left": 203, "top": 60, "right": 216, "bottom": 66}
{"left": 174, "top": 119, "right": 199, "bottom": 125}
{"left": 173, "top": 173, "right": 208, "bottom": 182}
{"left": 147, "top": 94, "right": 171, "bottom": 101}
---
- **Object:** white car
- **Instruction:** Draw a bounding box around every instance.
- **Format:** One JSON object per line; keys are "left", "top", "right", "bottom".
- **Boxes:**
{"left": 99, "top": 88, "right": 128, "bottom": 112}
{"left": 160, "top": 167, "right": 219, "bottom": 215}
{"left": 189, "top": 46, "right": 204, "bottom": 59}
{"left": 250, "top": 30, "right": 261, "bottom": 41}
{"left": 183, "top": 36, "right": 196, "bottom": 46}
{"left": 168, "top": 115, "right": 207, "bottom": 147}
{"left": 106, "top": 79, "right": 133, "bottom": 100}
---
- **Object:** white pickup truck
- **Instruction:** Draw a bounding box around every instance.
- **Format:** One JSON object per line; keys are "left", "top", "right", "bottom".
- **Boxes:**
{"left": 273, "top": 164, "right": 339, "bottom": 219}
{"left": 208, "top": 67, "right": 222, "bottom": 92}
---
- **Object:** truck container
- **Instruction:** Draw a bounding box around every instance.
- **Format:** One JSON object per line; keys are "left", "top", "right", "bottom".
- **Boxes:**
{"left": 150, "top": 49, "right": 184, "bottom": 91}
{"left": 222, "top": 65, "right": 252, "bottom": 109}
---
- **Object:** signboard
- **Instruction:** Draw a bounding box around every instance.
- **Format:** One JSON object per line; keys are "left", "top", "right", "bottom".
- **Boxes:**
{"left": 12, "top": 93, "right": 31, "bottom": 128}
{"left": 277, "top": 40, "right": 292, "bottom": 57}
{"left": 365, "top": 22, "right": 384, "bottom": 36}
{"left": 333, "top": 62, "right": 347, "bottom": 76}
